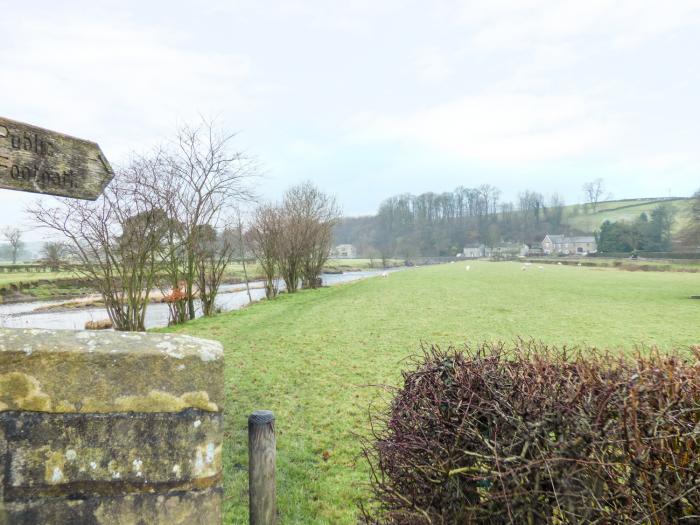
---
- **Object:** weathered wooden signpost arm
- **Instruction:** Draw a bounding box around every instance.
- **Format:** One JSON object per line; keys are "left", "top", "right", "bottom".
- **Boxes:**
{"left": 0, "top": 116, "right": 114, "bottom": 200}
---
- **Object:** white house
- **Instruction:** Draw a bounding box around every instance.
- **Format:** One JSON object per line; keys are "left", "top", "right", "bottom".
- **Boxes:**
{"left": 542, "top": 234, "right": 597, "bottom": 255}
{"left": 331, "top": 244, "right": 357, "bottom": 258}
{"left": 463, "top": 243, "right": 487, "bottom": 258}
{"left": 463, "top": 242, "right": 529, "bottom": 258}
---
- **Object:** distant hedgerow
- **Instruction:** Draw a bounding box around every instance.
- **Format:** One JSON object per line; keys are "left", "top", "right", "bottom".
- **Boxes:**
{"left": 360, "top": 341, "right": 700, "bottom": 525}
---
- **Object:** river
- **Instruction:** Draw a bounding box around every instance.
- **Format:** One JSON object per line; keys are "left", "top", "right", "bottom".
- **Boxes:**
{"left": 0, "top": 270, "right": 393, "bottom": 330}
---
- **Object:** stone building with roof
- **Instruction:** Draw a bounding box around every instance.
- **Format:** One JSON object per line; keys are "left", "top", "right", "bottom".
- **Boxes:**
{"left": 542, "top": 234, "right": 597, "bottom": 255}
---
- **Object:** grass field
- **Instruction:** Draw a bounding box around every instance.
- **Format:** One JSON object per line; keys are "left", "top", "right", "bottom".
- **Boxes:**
{"left": 162, "top": 261, "right": 700, "bottom": 524}
{"left": 562, "top": 197, "right": 691, "bottom": 233}
{"left": 0, "top": 270, "right": 76, "bottom": 287}
{"left": 0, "top": 271, "right": 86, "bottom": 302}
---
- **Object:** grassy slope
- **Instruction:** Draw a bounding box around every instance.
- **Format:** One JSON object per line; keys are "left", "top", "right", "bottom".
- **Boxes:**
{"left": 561, "top": 197, "right": 691, "bottom": 234}
{"left": 162, "top": 262, "right": 700, "bottom": 524}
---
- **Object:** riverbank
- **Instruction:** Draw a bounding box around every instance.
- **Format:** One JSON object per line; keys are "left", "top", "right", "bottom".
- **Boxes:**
{"left": 0, "top": 270, "right": 396, "bottom": 330}
{"left": 161, "top": 261, "right": 700, "bottom": 524}
{"left": 0, "top": 258, "right": 403, "bottom": 304}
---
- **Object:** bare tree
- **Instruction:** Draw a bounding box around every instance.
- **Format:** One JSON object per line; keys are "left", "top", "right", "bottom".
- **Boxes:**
{"left": 194, "top": 225, "right": 238, "bottom": 316}
{"left": 276, "top": 182, "right": 340, "bottom": 292}
{"left": 546, "top": 193, "right": 566, "bottom": 228}
{"left": 2, "top": 227, "right": 24, "bottom": 264}
{"left": 583, "top": 178, "right": 606, "bottom": 212}
{"left": 248, "top": 203, "right": 282, "bottom": 299}
{"left": 147, "top": 119, "right": 257, "bottom": 321}
{"left": 40, "top": 241, "right": 67, "bottom": 271}
{"left": 294, "top": 183, "right": 340, "bottom": 289}
{"left": 234, "top": 210, "right": 253, "bottom": 303}
{"left": 27, "top": 163, "right": 164, "bottom": 331}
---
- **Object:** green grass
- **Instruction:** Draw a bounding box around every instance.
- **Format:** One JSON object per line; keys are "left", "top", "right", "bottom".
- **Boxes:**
{"left": 531, "top": 257, "right": 700, "bottom": 272}
{"left": 0, "top": 270, "right": 87, "bottom": 302}
{"left": 562, "top": 197, "right": 692, "bottom": 233}
{"left": 166, "top": 261, "right": 699, "bottom": 524}
{"left": 0, "top": 270, "right": 76, "bottom": 287}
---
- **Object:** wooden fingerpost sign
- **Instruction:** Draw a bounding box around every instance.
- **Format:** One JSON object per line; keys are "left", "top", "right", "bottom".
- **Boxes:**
{"left": 0, "top": 116, "right": 113, "bottom": 200}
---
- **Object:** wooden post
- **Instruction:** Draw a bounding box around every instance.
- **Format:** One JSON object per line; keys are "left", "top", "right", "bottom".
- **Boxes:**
{"left": 249, "top": 410, "right": 276, "bottom": 525}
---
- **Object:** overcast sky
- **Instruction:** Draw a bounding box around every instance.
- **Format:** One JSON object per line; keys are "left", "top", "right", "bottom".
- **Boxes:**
{"left": 2, "top": 0, "right": 699, "bottom": 239}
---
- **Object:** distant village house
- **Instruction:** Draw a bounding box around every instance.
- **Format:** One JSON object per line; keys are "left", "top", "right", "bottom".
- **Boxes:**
{"left": 463, "top": 242, "right": 529, "bottom": 258}
{"left": 542, "top": 234, "right": 597, "bottom": 255}
{"left": 462, "top": 243, "right": 487, "bottom": 258}
{"left": 491, "top": 242, "right": 529, "bottom": 257}
{"left": 331, "top": 244, "right": 357, "bottom": 258}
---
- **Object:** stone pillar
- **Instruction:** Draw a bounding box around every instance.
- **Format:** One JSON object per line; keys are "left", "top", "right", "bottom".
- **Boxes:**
{"left": 0, "top": 328, "right": 224, "bottom": 525}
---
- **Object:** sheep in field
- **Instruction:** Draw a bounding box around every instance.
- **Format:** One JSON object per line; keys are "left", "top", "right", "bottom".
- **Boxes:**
{"left": 381, "top": 272, "right": 389, "bottom": 278}
{"left": 465, "top": 265, "right": 471, "bottom": 271}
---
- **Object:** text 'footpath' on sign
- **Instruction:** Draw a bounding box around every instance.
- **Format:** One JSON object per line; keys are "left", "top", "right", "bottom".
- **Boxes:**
{"left": 0, "top": 116, "right": 113, "bottom": 200}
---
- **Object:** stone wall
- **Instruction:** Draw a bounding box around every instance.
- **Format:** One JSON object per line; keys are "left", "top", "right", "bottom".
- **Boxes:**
{"left": 0, "top": 328, "right": 224, "bottom": 525}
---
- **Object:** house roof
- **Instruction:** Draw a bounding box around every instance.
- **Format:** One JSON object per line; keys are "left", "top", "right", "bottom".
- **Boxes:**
{"left": 545, "top": 234, "right": 566, "bottom": 243}
{"left": 544, "top": 234, "right": 595, "bottom": 244}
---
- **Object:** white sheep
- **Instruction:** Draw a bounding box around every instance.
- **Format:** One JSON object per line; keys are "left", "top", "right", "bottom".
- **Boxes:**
{"left": 465, "top": 265, "right": 471, "bottom": 271}
{"left": 521, "top": 266, "right": 527, "bottom": 271}
{"left": 381, "top": 272, "right": 389, "bottom": 278}
{"left": 538, "top": 265, "right": 544, "bottom": 270}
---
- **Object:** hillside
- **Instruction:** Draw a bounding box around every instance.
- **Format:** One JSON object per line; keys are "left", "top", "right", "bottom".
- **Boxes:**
{"left": 334, "top": 196, "right": 694, "bottom": 256}
{"left": 559, "top": 197, "right": 691, "bottom": 234}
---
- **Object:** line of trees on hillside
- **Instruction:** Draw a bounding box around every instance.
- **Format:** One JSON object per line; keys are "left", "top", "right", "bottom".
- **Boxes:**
{"left": 596, "top": 204, "right": 676, "bottom": 253}
{"left": 680, "top": 189, "right": 700, "bottom": 248}
{"left": 335, "top": 185, "right": 574, "bottom": 261}
{"left": 335, "top": 181, "right": 700, "bottom": 260}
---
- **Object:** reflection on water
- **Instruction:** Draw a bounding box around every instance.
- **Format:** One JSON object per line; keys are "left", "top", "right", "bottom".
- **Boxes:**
{"left": 0, "top": 270, "right": 394, "bottom": 330}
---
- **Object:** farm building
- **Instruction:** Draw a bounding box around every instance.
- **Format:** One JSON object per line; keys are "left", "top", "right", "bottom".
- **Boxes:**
{"left": 463, "top": 242, "right": 529, "bottom": 258}
{"left": 491, "top": 242, "right": 530, "bottom": 257}
{"left": 542, "top": 234, "right": 597, "bottom": 255}
{"left": 463, "top": 243, "right": 487, "bottom": 258}
{"left": 331, "top": 244, "right": 357, "bottom": 258}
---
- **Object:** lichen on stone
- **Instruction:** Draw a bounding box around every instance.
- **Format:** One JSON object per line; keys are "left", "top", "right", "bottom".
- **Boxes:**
{"left": 192, "top": 442, "right": 221, "bottom": 477}
{"left": 0, "top": 372, "right": 52, "bottom": 412}
{"left": 114, "top": 390, "right": 218, "bottom": 413}
{"left": 44, "top": 450, "right": 66, "bottom": 484}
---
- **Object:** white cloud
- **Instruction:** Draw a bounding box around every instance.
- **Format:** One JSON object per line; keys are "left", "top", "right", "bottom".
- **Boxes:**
{"left": 286, "top": 139, "right": 327, "bottom": 160}
{"left": 0, "top": 9, "right": 252, "bottom": 159}
{"left": 350, "top": 92, "right": 622, "bottom": 164}
{"left": 415, "top": 48, "right": 453, "bottom": 83}
{"left": 457, "top": 0, "right": 700, "bottom": 52}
